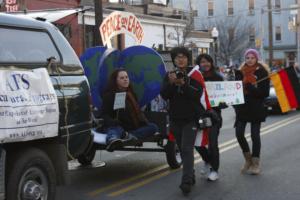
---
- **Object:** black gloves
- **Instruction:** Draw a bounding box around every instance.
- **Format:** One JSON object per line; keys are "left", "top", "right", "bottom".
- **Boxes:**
{"left": 205, "top": 109, "right": 222, "bottom": 124}
{"left": 218, "top": 102, "right": 228, "bottom": 109}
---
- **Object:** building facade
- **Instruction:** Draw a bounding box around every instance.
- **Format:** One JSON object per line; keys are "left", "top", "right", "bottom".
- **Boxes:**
{"left": 0, "top": 0, "right": 84, "bottom": 55}
{"left": 171, "top": 0, "right": 298, "bottom": 67}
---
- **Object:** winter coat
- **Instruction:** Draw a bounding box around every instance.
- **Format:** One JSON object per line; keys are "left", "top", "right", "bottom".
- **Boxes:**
{"left": 203, "top": 71, "right": 225, "bottom": 127}
{"left": 160, "top": 67, "right": 204, "bottom": 124}
{"left": 234, "top": 63, "right": 270, "bottom": 122}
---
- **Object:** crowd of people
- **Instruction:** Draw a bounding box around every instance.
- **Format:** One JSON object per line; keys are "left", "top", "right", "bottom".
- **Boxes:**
{"left": 99, "top": 47, "right": 271, "bottom": 196}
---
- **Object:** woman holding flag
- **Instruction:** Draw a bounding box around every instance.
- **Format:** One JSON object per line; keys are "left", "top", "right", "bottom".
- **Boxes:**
{"left": 194, "top": 54, "right": 227, "bottom": 181}
{"left": 234, "top": 49, "right": 270, "bottom": 175}
{"left": 160, "top": 47, "right": 205, "bottom": 195}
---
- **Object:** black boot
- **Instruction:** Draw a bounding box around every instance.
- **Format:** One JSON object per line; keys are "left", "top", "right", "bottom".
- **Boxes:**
{"left": 179, "top": 183, "right": 192, "bottom": 196}
{"left": 106, "top": 139, "right": 123, "bottom": 152}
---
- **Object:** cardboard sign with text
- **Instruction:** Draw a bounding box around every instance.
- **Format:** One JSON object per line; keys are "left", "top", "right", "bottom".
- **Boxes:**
{"left": 0, "top": 68, "right": 59, "bottom": 143}
{"left": 205, "top": 81, "right": 244, "bottom": 107}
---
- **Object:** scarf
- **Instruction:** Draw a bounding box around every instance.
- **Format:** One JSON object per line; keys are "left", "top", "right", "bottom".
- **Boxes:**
{"left": 240, "top": 64, "right": 257, "bottom": 84}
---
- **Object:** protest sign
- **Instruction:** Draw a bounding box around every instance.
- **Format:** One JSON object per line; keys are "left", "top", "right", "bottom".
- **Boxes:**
{"left": 0, "top": 68, "right": 59, "bottom": 143}
{"left": 113, "top": 92, "right": 126, "bottom": 110}
{"left": 100, "top": 11, "right": 144, "bottom": 48}
{"left": 205, "top": 81, "right": 244, "bottom": 107}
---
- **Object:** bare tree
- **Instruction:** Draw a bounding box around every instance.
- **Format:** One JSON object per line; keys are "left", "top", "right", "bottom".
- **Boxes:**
{"left": 172, "top": 0, "right": 195, "bottom": 46}
{"left": 202, "top": 17, "right": 254, "bottom": 66}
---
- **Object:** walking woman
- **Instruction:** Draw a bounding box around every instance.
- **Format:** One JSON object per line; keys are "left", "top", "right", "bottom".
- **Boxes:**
{"left": 234, "top": 49, "right": 270, "bottom": 175}
{"left": 194, "top": 54, "right": 227, "bottom": 181}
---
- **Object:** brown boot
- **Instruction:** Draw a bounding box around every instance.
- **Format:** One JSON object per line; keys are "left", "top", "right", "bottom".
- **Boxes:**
{"left": 241, "top": 152, "right": 252, "bottom": 174}
{"left": 249, "top": 157, "right": 260, "bottom": 175}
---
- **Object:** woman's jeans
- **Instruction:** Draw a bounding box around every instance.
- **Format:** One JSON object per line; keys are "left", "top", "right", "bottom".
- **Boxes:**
{"left": 235, "top": 121, "right": 261, "bottom": 157}
{"left": 129, "top": 122, "right": 158, "bottom": 139}
{"left": 105, "top": 123, "right": 158, "bottom": 143}
{"left": 170, "top": 121, "right": 197, "bottom": 185}
{"left": 195, "top": 124, "right": 220, "bottom": 172}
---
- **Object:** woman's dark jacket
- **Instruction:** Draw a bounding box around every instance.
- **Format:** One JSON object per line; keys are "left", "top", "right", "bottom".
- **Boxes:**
{"left": 203, "top": 71, "right": 225, "bottom": 127}
{"left": 101, "top": 92, "right": 147, "bottom": 131}
{"left": 234, "top": 64, "right": 270, "bottom": 122}
{"left": 160, "top": 67, "right": 204, "bottom": 124}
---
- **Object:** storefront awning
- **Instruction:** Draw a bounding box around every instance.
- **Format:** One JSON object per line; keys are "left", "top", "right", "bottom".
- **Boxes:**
{"left": 13, "top": 8, "right": 83, "bottom": 22}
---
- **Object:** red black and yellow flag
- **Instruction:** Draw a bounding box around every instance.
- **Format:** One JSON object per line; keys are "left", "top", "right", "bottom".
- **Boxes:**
{"left": 270, "top": 66, "right": 300, "bottom": 113}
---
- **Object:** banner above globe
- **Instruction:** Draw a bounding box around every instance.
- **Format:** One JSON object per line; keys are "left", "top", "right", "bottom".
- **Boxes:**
{"left": 100, "top": 11, "right": 144, "bottom": 48}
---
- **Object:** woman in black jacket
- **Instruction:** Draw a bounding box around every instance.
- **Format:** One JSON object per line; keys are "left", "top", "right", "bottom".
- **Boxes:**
{"left": 234, "top": 49, "right": 270, "bottom": 175}
{"left": 102, "top": 69, "right": 158, "bottom": 151}
{"left": 194, "top": 54, "right": 226, "bottom": 181}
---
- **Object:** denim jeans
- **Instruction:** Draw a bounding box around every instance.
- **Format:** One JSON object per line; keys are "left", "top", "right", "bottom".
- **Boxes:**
{"left": 105, "top": 126, "right": 124, "bottom": 144}
{"left": 129, "top": 122, "right": 158, "bottom": 140}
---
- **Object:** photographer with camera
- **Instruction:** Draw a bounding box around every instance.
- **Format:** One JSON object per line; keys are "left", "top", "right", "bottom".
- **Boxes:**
{"left": 194, "top": 54, "right": 227, "bottom": 181}
{"left": 160, "top": 47, "right": 204, "bottom": 195}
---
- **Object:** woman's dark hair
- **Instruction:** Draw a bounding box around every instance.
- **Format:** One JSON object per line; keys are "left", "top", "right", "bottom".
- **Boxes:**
{"left": 195, "top": 54, "right": 215, "bottom": 71}
{"left": 170, "top": 46, "right": 191, "bottom": 66}
{"left": 104, "top": 68, "right": 135, "bottom": 95}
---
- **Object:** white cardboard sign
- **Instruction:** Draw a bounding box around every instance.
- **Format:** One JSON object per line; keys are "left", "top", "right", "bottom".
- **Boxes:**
{"left": 0, "top": 68, "right": 59, "bottom": 143}
{"left": 113, "top": 92, "right": 126, "bottom": 110}
{"left": 205, "top": 81, "right": 244, "bottom": 107}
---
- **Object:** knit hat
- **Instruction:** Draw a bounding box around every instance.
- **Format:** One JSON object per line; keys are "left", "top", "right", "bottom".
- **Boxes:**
{"left": 244, "top": 48, "right": 260, "bottom": 60}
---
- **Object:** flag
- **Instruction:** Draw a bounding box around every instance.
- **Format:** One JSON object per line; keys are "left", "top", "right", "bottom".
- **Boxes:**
{"left": 270, "top": 66, "right": 300, "bottom": 113}
{"left": 188, "top": 65, "right": 211, "bottom": 147}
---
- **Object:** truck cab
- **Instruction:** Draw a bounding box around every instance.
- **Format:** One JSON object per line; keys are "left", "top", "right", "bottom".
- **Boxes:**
{"left": 0, "top": 13, "right": 92, "bottom": 200}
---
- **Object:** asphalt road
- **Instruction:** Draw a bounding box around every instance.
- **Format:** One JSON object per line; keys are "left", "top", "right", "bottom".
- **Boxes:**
{"left": 57, "top": 107, "right": 300, "bottom": 200}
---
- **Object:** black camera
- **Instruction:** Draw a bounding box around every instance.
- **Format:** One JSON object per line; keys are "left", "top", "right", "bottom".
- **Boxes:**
{"left": 198, "top": 117, "right": 212, "bottom": 129}
{"left": 175, "top": 70, "right": 185, "bottom": 79}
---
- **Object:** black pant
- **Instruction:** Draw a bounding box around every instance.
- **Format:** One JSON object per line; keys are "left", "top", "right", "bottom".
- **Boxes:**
{"left": 235, "top": 121, "right": 261, "bottom": 157}
{"left": 170, "top": 121, "right": 197, "bottom": 185}
{"left": 195, "top": 124, "right": 220, "bottom": 172}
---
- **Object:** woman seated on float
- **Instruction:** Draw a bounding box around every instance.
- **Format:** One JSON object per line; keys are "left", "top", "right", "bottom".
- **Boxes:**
{"left": 101, "top": 68, "right": 159, "bottom": 151}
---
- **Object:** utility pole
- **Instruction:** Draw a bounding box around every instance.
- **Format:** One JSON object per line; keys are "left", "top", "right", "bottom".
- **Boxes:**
{"left": 94, "top": 0, "right": 103, "bottom": 46}
{"left": 268, "top": 0, "right": 273, "bottom": 67}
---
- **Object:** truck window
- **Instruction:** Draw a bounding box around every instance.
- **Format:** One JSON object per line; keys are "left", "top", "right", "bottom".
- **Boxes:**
{"left": 0, "top": 27, "right": 60, "bottom": 63}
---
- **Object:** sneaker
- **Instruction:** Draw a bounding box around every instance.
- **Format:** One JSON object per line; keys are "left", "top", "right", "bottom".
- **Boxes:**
{"left": 200, "top": 163, "right": 211, "bottom": 175}
{"left": 207, "top": 171, "right": 219, "bottom": 181}
{"left": 179, "top": 183, "right": 192, "bottom": 196}
{"left": 106, "top": 139, "right": 123, "bottom": 152}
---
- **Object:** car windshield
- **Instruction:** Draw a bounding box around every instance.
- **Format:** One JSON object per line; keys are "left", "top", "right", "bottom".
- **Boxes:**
{"left": 0, "top": 27, "right": 60, "bottom": 63}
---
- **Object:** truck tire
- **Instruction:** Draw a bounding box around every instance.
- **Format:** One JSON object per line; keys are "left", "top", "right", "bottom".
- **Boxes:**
{"left": 77, "top": 145, "right": 96, "bottom": 166}
{"left": 165, "top": 141, "right": 182, "bottom": 169}
{"left": 7, "top": 148, "right": 56, "bottom": 200}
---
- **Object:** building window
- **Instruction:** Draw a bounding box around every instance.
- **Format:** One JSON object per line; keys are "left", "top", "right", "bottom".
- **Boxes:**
{"left": 228, "top": 0, "right": 234, "bottom": 16}
{"left": 249, "top": 27, "right": 255, "bottom": 42}
{"left": 248, "top": 0, "right": 255, "bottom": 15}
{"left": 208, "top": 1, "right": 214, "bottom": 17}
{"left": 274, "top": 0, "right": 281, "bottom": 12}
{"left": 228, "top": 27, "right": 235, "bottom": 41}
{"left": 275, "top": 26, "right": 281, "bottom": 41}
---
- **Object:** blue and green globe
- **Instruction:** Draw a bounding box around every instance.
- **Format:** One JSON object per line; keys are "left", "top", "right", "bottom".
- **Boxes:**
{"left": 81, "top": 45, "right": 166, "bottom": 110}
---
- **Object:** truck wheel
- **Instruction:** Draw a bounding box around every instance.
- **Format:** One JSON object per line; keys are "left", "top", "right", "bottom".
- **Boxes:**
{"left": 165, "top": 141, "right": 182, "bottom": 169}
{"left": 77, "top": 146, "right": 96, "bottom": 166}
{"left": 7, "top": 148, "right": 56, "bottom": 200}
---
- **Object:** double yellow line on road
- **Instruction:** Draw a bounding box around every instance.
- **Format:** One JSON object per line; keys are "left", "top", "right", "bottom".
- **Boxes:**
{"left": 88, "top": 114, "right": 300, "bottom": 198}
